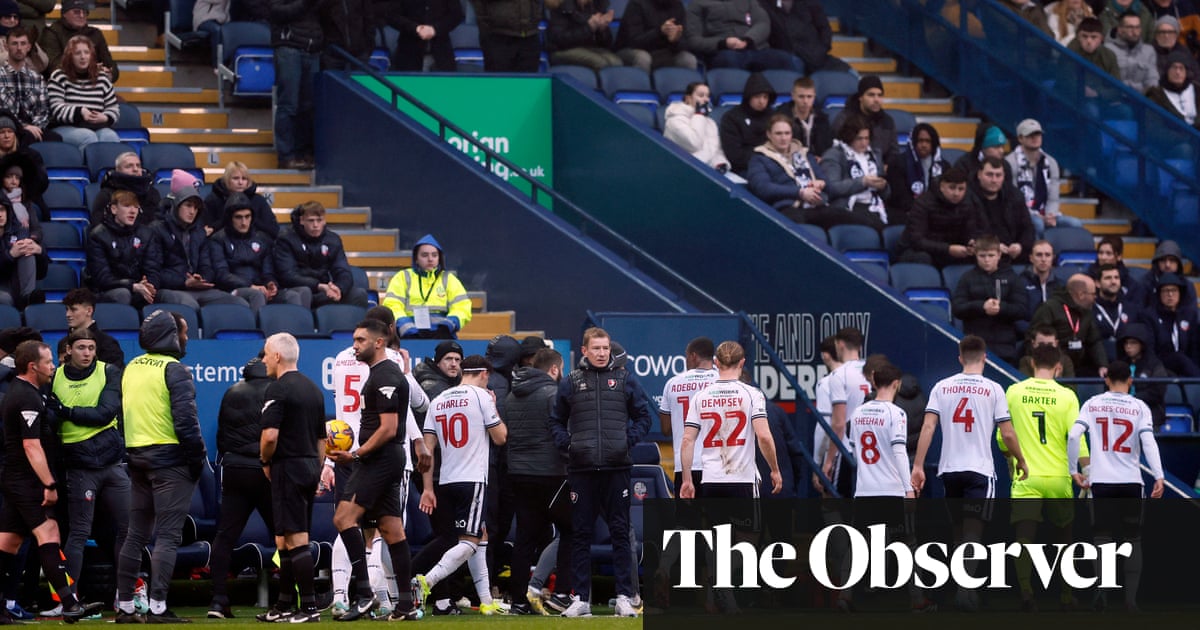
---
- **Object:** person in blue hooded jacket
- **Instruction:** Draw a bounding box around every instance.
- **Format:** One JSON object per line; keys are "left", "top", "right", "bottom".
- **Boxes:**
{"left": 382, "top": 234, "right": 472, "bottom": 339}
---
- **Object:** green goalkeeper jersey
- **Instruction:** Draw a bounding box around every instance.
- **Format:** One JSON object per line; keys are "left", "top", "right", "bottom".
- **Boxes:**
{"left": 1002, "top": 377, "right": 1087, "bottom": 477}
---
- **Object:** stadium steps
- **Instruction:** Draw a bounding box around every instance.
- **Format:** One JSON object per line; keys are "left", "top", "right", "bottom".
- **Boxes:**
{"left": 205, "top": 168, "right": 313, "bottom": 186}
{"left": 887, "top": 97, "right": 953, "bottom": 115}
{"left": 116, "top": 87, "right": 220, "bottom": 105}
{"left": 881, "top": 76, "right": 922, "bottom": 99}
{"left": 150, "top": 128, "right": 274, "bottom": 145}
{"left": 117, "top": 65, "right": 175, "bottom": 88}
{"left": 112, "top": 46, "right": 166, "bottom": 64}
{"left": 191, "top": 146, "right": 277, "bottom": 170}
{"left": 272, "top": 206, "right": 370, "bottom": 226}
{"left": 139, "top": 107, "right": 229, "bottom": 128}
{"left": 1061, "top": 198, "right": 1100, "bottom": 220}
{"left": 846, "top": 56, "right": 896, "bottom": 74}
{"left": 261, "top": 186, "right": 342, "bottom": 210}
{"left": 831, "top": 36, "right": 866, "bottom": 59}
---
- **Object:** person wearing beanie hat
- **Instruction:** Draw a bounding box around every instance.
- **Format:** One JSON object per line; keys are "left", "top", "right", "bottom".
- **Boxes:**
{"left": 144, "top": 177, "right": 249, "bottom": 311}
{"left": 1138, "top": 271, "right": 1200, "bottom": 376}
{"left": 208, "top": 192, "right": 306, "bottom": 312}
{"left": 412, "top": 340, "right": 463, "bottom": 399}
{"left": 1004, "top": 118, "right": 1084, "bottom": 237}
{"left": 39, "top": 0, "right": 119, "bottom": 83}
{"left": 1105, "top": 10, "right": 1160, "bottom": 92}
{"left": 382, "top": 234, "right": 472, "bottom": 339}
{"left": 954, "top": 123, "right": 1020, "bottom": 187}
{"left": 273, "top": 201, "right": 369, "bottom": 311}
{"left": 1137, "top": 239, "right": 1198, "bottom": 308}
{"left": 1151, "top": 15, "right": 1200, "bottom": 79}
{"left": 1146, "top": 48, "right": 1200, "bottom": 127}
{"left": 831, "top": 73, "right": 900, "bottom": 164}
{"left": 518, "top": 335, "right": 546, "bottom": 366}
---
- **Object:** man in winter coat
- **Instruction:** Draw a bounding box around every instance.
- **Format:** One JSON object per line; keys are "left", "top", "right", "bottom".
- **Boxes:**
{"left": 1138, "top": 272, "right": 1200, "bottom": 376}
{"left": 760, "top": 0, "right": 848, "bottom": 72}
{"left": 38, "top": 0, "right": 118, "bottom": 81}
{"left": 208, "top": 193, "right": 305, "bottom": 311}
{"left": 147, "top": 185, "right": 248, "bottom": 311}
{"left": 85, "top": 190, "right": 158, "bottom": 308}
{"left": 471, "top": 0, "right": 544, "bottom": 72}
{"left": 898, "top": 166, "right": 985, "bottom": 268}
{"left": 614, "top": 0, "right": 696, "bottom": 72}
{"left": 273, "top": 201, "right": 368, "bottom": 310}
{"left": 831, "top": 75, "right": 900, "bottom": 164}
{"left": 1105, "top": 11, "right": 1160, "bottom": 91}
{"left": 718, "top": 72, "right": 776, "bottom": 175}
{"left": 952, "top": 235, "right": 1028, "bottom": 364}
{"left": 969, "top": 156, "right": 1034, "bottom": 265}
{"left": 1029, "top": 273, "right": 1109, "bottom": 376}
{"left": 684, "top": 0, "right": 797, "bottom": 70}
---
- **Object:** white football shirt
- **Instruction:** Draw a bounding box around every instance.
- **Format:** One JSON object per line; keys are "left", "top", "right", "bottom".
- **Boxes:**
{"left": 828, "top": 359, "right": 869, "bottom": 446}
{"left": 848, "top": 400, "right": 910, "bottom": 497}
{"left": 424, "top": 384, "right": 501, "bottom": 484}
{"left": 684, "top": 379, "right": 767, "bottom": 484}
{"left": 661, "top": 367, "right": 718, "bottom": 473}
{"left": 925, "top": 373, "right": 1011, "bottom": 478}
{"left": 1074, "top": 392, "right": 1159, "bottom": 485}
{"left": 332, "top": 346, "right": 429, "bottom": 471}
{"left": 814, "top": 373, "right": 834, "bottom": 462}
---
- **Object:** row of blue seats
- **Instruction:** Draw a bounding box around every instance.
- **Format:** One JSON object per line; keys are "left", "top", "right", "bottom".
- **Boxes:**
{"left": 32, "top": 140, "right": 200, "bottom": 191}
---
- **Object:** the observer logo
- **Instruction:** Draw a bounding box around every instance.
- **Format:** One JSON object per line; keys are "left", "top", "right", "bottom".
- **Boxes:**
{"left": 664, "top": 524, "right": 1133, "bottom": 591}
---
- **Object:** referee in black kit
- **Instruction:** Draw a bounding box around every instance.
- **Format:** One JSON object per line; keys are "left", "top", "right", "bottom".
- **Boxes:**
{"left": 255, "top": 333, "right": 327, "bottom": 623}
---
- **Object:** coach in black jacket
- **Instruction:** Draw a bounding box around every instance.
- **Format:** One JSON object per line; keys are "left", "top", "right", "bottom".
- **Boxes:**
{"left": 550, "top": 327, "right": 651, "bottom": 616}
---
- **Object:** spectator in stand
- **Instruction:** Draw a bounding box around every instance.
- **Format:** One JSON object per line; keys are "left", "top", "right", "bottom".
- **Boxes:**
{"left": 1005, "top": 119, "right": 1084, "bottom": 237}
{"left": 382, "top": 233, "right": 471, "bottom": 339}
{"left": 14, "top": 0, "right": 50, "bottom": 31}
{"left": 1099, "top": 0, "right": 1154, "bottom": 41}
{"left": 1019, "top": 325, "right": 1077, "bottom": 378}
{"left": 146, "top": 177, "right": 248, "bottom": 311}
{"left": 1148, "top": 0, "right": 1200, "bottom": 45}
{"left": 1146, "top": 50, "right": 1200, "bottom": 127}
{"left": 39, "top": 0, "right": 117, "bottom": 81}
{"left": 746, "top": 113, "right": 830, "bottom": 223}
{"left": 85, "top": 190, "right": 157, "bottom": 307}
{"left": 614, "top": 0, "right": 696, "bottom": 72}
{"left": 545, "top": 0, "right": 621, "bottom": 70}
{"left": 885, "top": 122, "right": 951, "bottom": 226}
{"left": 270, "top": 0, "right": 322, "bottom": 169}
{"left": 1138, "top": 272, "right": 1200, "bottom": 375}
{"left": 46, "top": 35, "right": 118, "bottom": 149}
{"left": 685, "top": 0, "right": 798, "bottom": 71}
{"left": 89, "top": 152, "right": 160, "bottom": 227}
{"left": 1093, "top": 263, "right": 1139, "bottom": 347}
{"left": 969, "top": 156, "right": 1034, "bottom": 265}
{"left": 58, "top": 287, "right": 123, "bottom": 365}
{"left": 414, "top": 340, "right": 462, "bottom": 399}
{"left": 952, "top": 235, "right": 1028, "bottom": 364}
{"left": 954, "top": 124, "right": 1013, "bottom": 182}
{"left": 773, "top": 77, "right": 832, "bottom": 158}
{"left": 1087, "top": 235, "right": 1144, "bottom": 304}
{"left": 760, "top": 0, "right": 850, "bottom": 73}
{"left": 1107, "top": 11, "right": 1160, "bottom": 91}
{"left": 0, "top": 191, "right": 42, "bottom": 307}
{"left": 898, "top": 166, "right": 984, "bottom": 268}
{"left": 718, "top": 72, "right": 776, "bottom": 176}
{"left": 1138, "top": 239, "right": 1197, "bottom": 308}
{"left": 192, "top": 0, "right": 230, "bottom": 64}
{"left": 0, "top": 27, "right": 52, "bottom": 143}
{"left": 0, "top": 150, "right": 41, "bottom": 221}
{"left": 209, "top": 193, "right": 305, "bottom": 311}
{"left": 1115, "top": 322, "right": 1168, "bottom": 428}
{"left": 379, "top": 0, "right": 464, "bottom": 72}
{"left": 1001, "top": 0, "right": 1053, "bottom": 36}
{"left": 1151, "top": 16, "right": 1200, "bottom": 79}
{"left": 274, "top": 201, "right": 367, "bottom": 310}
{"left": 319, "top": 0, "right": 374, "bottom": 69}
{"left": 1068, "top": 17, "right": 1121, "bottom": 80}
{"left": 471, "top": 0, "right": 543, "bottom": 72}
{"left": 831, "top": 75, "right": 901, "bottom": 164}
{"left": 1045, "top": 0, "right": 1096, "bottom": 45}
{"left": 1020, "top": 239, "right": 1061, "bottom": 322}
{"left": 662, "top": 82, "right": 729, "bottom": 172}
{"left": 202, "top": 162, "right": 279, "bottom": 238}
{"left": 1029, "top": 273, "right": 1109, "bottom": 376}
{"left": 820, "top": 113, "right": 890, "bottom": 229}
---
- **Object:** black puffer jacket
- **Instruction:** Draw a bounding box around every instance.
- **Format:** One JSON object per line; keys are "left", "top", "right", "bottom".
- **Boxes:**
{"left": 969, "top": 178, "right": 1034, "bottom": 265}
{"left": 486, "top": 335, "right": 520, "bottom": 419}
{"left": 380, "top": 0, "right": 464, "bottom": 71}
{"left": 1117, "top": 322, "right": 1168, "bottom": 428}
{"left": 951, "top": 264, "right": 1028, "bottom": 361}
{"left": 216, "top": 356, "right": 271, "bottom": 469}
{"left": 84, "top": 209, "right": 158, "bottom": 293}
{"left": 270, "top": 0, "right": 323, "bottom": 52}
{"left": 900, "top": 182, "right": 986, "bottom": 267}
{"left": 546, "top": 0, "right": 615, "bottom": 52}
{"left": 413, "top": 358, "right": 458, "bottom": 399}
{"left": 718, "top": 72, "right": 777, "bottom": 175}
{"left": 505, "top": 365, "right": 566, "bottom": 477}
{"left": 125, "top": 310, "right": 207, "bottom": 471}
{"left": 470, "top": 0, "right": 542, "bottom": 38}
{"left": 147, "top": 189, "right": 214, "bottom": 290}
{"left": 90, "top": 170, "right": 160, "bottom": 227}
{"left": 761, "top": 0, "right": 833, "bottom": 70}
{"left": 209, "top": 194, "right": 278, "bottom": 290}
{"left": 202, "top": 178, "right": 279, "bottom": 238}
{"left": 273, "top": 206, "right": 354, "bottom": 293}
{"left": 551, "top": 354, "right": 652, "bottom": 472}
{"left": 57, "top": 360, "right": 124, "bottom": 469}
{"left": 320, "top": 0, "right": 375, "bottom": 62}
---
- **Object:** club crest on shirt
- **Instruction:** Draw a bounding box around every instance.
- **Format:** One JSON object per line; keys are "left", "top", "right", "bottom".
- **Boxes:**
{"left": 379, "top": 386, "right": 396, "bottom": 399}
{"left": 251, "top": 241, "right": 261, "bottom": 253}
{"left": 633, "top": 481, "right": 647, "bottom": 501}
{"left": 21, "top": 410, "right": 37, "bottom": 427}
{"left": 1183, "top": 321, "right": 1190, "bottom": 332}
{"left": 608, "top": 379, "right": 617, "bottom": 389}
{"left": 321, "top": 244, "right": 329, "bottom": 256}
{"left": 569, "top": 491, "right": 578, "bottom": 504}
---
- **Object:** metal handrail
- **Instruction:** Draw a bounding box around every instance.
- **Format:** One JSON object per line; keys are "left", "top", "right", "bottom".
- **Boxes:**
{"left": 326, "top": 46, "right": 732, "bottom": 314}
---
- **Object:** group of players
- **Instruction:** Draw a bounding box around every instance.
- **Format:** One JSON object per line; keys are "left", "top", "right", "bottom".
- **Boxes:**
{"left": 660, "top": 329, "right": 1165, "bottom": 613}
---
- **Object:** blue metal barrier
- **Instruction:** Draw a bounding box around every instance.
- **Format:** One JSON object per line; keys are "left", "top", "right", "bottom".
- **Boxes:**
{"left": 825, "top": 0, "right": 1200, "bottom": 265}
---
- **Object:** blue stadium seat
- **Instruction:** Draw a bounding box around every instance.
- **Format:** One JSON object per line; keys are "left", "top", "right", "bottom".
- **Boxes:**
{"left": 93, "top": 303, "right": 141, "bottom": 339}
{"left": 24, "top": 302, "right": 67, "bottom": 331}
{"left": 1043, "top": 226, "right": 1095, "bottom": 263}
{"left": 143, "top": 304, "right": 200, "bottom": 340}
{"left": 617, "top": 102, "right": 656, "bottom": 129}
{"left": 941, "top": 147, "right": 966, "bottom": 164}
{"left": 889, "top": 109, "right": 917, "bottom": 144}
{"left": 30, "top": 142, "right": 87, "bottom": 193}
{"left": 890, "top": 262, "right": 951, "bottom": 318}
{"left": 1162, "top": 407, "right": 1194, "bottom": 433}
{"left": 164, "top": 0, "right": 211, "bottom": 53}
{"left": 858, "top": 262, "right": 888, "bottom": 283}
{"left": 811, "top": 69, "right": 858, "bottom": 110}
{"left": 113, "top": 102, "right": 149, "bottom": 150}
{"left": 115, "top": 102, "right": 144, "bottom": 131}
{"left": 599, "top": 67, "right": 656, "bottom": 106}
{"left": 1171, "top": 189, "right": 1199, "bottom": 226}
{"left": 795, "top": 223, "right": 827, "bottom": 244}
{"left": 450, "top": 24, "right": 482, "bottom": 65}
{"left": 711, "top": 103, "right": 735, "bottom": 127}
{"left": 45, "top": 180, "right": 86, "bottom": 222}
{"left": 83, "top": 142, "right": 135, "bottom": 181}
{"left": 706, "top": 68, "right": 750, "bottom": 106}
{"left": 761, "top": 69, "right": 802, "bottom": 97}
{"left": 216, "top": 22, "right": 274, "bottom": 101}
{"left": 258, "top": 303, "right": 316, "bottom": 337}
{"left": 940, "top": 264, "right": 973, "bottom": 292}
{"left": 349, "top": 266, "right": 377, "bottom": 306}
{"left": 882, "top": 224, "right": 905, "bottom": 260}
{"left": 550, "top": 65, "right": 598, "bottom": 91}
{"left": 652, "top": 67, "right": 702, "bottom": 103}
{"left": 315, "top": 304, "right": 367, "bottom": 337}
{"left": 1098, "top": 119, "right": 1137, "bottom": 157}
{"left": 39, "top": 263, "right": 77, "bottom": 302}
{"left": 368, "top": 47, "right": 390, "bottom": 71}
{"left": 142, "top": 143, "right": 201, "bottom": 184}
{"left": 828, "top": 224, "right": 888, "bottom": 268}
{"left": 41, "top": 221, "right": 85, "bottom": 268}
{"left": 1156, "top": 158, "right": 1194, "bottom": 198}
{"left": 0, "top": 305, "right": 19, "bottom": 329}
{"left": 200, "top": 303, "right": 262, "bottom": 339}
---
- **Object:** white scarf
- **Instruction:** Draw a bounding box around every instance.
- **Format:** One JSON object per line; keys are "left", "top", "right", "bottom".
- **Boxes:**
{"left": 1167, "top": 83, "right": 1197, "bottom": 125}
{"left": 837, "top": 140, "right": 886, "bottom": 222}
{"left": 6, "top": 187, "right": 27, "bottom": 227}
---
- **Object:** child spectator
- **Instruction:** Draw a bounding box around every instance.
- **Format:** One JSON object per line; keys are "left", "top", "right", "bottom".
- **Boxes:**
{"left": 0, "top": 191, "right": 42, "bottom": 307}
{"left": 952, "top": 235, "right": 1028, "bottom": 364}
